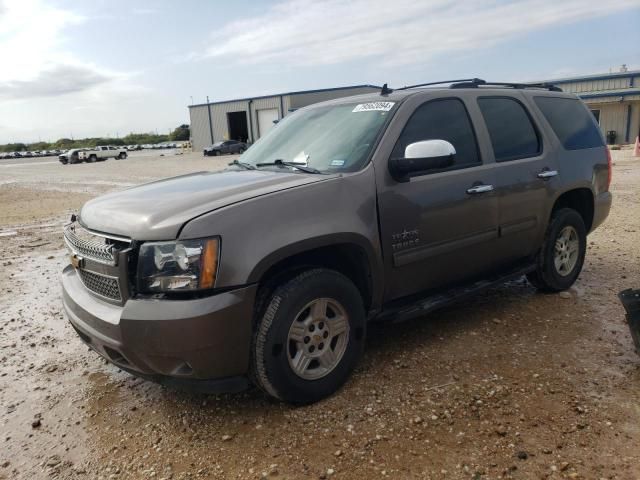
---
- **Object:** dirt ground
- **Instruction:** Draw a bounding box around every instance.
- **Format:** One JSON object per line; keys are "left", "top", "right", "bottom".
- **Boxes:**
{"left": 0, "top": 149, "right": 638, "bottom": 480}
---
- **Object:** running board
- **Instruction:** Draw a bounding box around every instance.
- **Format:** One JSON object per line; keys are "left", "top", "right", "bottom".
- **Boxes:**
{"left": 375, "top": 263, "right": 536, "bottom": 324}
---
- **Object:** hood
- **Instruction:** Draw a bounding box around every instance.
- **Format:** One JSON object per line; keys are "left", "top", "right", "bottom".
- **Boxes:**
{"left": 79, "top": 169, "right": 332, "bottom": 240}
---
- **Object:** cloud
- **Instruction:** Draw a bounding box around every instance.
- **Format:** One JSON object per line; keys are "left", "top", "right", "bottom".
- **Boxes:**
{"left": 0, "top": 64, "right": 112, "bottom": 99}
{"left": 0, "top": 0, "right": 119, "bottom": 100}
{"left": 200, "top": 0, "right": 639, "bottom": 66}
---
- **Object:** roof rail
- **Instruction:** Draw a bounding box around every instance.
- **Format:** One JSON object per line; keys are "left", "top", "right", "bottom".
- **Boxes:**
{"left": 382, "top": 78, "right": 563, "bottom": 94}
{"left": 395, "top": 78, "right": 485, "bottom": 91}
{"left": 450, "top": 79, "right": 562, "bottom": 92}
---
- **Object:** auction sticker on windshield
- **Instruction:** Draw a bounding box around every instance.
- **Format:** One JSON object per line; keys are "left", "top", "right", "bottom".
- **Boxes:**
{"left": 352, "top": 102, "right": 395, "bottom": 112}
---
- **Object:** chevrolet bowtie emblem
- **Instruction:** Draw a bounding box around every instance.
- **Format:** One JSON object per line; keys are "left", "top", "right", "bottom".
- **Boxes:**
{"left": 70, "top": 254, "right": 84, "bottom": 269}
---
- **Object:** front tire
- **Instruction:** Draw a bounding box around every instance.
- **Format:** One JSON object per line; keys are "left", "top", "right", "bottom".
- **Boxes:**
{"left": 251, "top": 269, "right": 366, "bottom": 404}
{"left": 527, "top": 208, "right": 587, "bottom": 292}
{"left": 88, "top": 154, "right": 97, "bottom": 163}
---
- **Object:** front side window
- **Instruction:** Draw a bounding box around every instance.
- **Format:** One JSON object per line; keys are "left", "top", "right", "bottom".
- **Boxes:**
{"left": 240, "top": 102, "right": 394, "bottom": 173}
{"left": 391, "top": 98, "right": 480, "bottom": 169}
{"left": 478, "top": 97, "right": 540, "bottom": 162}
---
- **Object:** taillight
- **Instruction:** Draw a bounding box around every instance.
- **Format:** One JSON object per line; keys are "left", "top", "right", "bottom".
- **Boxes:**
{"left": 606, "top": 147, "right": 612, "bottom": 191}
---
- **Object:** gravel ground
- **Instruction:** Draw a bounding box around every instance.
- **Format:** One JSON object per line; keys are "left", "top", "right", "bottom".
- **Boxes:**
{"left": 0, "top": 149, "right": 638, "bottom": 480}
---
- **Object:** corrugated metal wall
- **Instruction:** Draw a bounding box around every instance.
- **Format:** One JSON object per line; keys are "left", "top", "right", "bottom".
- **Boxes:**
{"left": 630, "top": 103, "right": 640, "bottom": 142}
{"left": 586, "top": 101, "right": 640, "bottom": 143}
{"left": 288, "top": 87, "right": 379, "bottom": 109}
{"left": 251, "top": 96, "right": 285, "bottom": 138}
{"left": 597, "top": 103, "right": 627, "bottom": 139}
{"left": 189, "top": 105, "right": 213, "bottom": 151}
{"left": 210, "top": 100, "right": 250, "bottom": 144}
{"left": 558, "top": 77, "right": 632, "bottom": 94}
{"left": 189, "top": 88, "right": 379, "bottom": 150}
{"left": 551, "top": 73, "right": 639, "bottom": 143}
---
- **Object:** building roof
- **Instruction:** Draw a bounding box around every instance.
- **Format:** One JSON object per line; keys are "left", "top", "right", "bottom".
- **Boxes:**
{"left": 189, "top": 84, "right": 382, "bottom": 108}
{"left": 543, "top": 69, "right": 640, "bottom": 85}
{"left": 578, "top": 88, "right": 640, "bottom": 99}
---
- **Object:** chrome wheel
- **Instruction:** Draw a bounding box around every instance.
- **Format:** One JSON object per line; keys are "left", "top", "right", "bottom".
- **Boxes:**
{"left": 554, "top": 225, "right": 579, "bottom": 277}
{"left": 287, "top": 298, "right": 350, "bottom": 380}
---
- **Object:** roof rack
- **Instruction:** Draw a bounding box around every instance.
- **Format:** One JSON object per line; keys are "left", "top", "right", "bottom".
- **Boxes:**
{"left": 395, "top": 78, "right": 485, "bottom": 91}
{"left": 450, "top": 79, "right": 562, "bottom": 92}
{"left": 382, "top": 78, "right": 562, "bottom": 94}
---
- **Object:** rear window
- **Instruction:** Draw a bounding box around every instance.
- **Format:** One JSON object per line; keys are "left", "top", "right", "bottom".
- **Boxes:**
{"left": 534, "top": 97, "right": 604, "bottom": 150}
{"left": 478, "top": 97, "right": 540, "bottom": 162}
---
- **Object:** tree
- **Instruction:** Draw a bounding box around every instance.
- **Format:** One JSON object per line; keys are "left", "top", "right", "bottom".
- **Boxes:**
{"left": 170, "top": 124, "right": 190, "bottom": 141}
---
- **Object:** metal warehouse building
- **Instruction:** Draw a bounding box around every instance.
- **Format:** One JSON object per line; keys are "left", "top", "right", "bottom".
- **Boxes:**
{"left": 188, "top": 85, "right": 380, "bottom": 151}
{"left": 544, "top": 67, "right": 640, "bottom": 145}
{"left": 188, "top": 68, "right": 640, "bottom": 151}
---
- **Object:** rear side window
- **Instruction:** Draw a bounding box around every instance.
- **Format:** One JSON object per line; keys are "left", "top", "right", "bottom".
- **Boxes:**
{"left": 534, "top": 97, "right": 604, "bottom": 150}
{"left": 478, "top": 97, "right": 540, "bottom": 161}
{"left": 392, "top": 98, "right": 480, "bottom": 169}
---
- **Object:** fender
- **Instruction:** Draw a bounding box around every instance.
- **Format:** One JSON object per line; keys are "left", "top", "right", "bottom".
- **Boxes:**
{"left": 247, "top": 232, "right": 385, "bottom": 310}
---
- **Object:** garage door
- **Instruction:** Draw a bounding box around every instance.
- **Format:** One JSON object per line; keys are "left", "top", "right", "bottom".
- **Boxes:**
{"left": 257, "top": 109, "right": 279, "bottom": 138}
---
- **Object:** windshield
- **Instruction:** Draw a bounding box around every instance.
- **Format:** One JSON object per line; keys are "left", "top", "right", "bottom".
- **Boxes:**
{"left": 239, "top": 101, "right": 394, "bottom": 173}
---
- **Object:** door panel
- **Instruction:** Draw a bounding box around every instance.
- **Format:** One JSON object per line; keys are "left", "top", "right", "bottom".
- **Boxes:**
{"left": 378, "top": 168, "right": 498, "bottom": 300}
{"left": 476, "top": 94, "right": 559, "bottom": 262}
{"left": 375, "top": 96, "right": 500, "bottom": 301}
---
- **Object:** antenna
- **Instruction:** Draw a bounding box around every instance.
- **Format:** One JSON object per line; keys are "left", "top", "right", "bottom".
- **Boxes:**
{"left": 380, "top": 83, "right": 393, "bottom": 95}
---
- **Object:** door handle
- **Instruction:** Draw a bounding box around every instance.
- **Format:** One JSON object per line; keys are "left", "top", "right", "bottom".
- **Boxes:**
{"left": 466, "top": 184, "right": 494, "bottom": 194}
{"left": 537, "top": 169, "right": 558, "bottom": 179}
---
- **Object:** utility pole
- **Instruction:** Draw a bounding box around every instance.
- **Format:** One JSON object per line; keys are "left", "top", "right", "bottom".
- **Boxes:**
{"left": 206, "top": 95, "right": 214, "bottom": 144}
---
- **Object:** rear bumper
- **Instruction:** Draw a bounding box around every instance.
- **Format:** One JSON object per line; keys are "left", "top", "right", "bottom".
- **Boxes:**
{"left": 591, "top": 191, "right": 612, "bottom": 232}
{"left": 61, "top": 265, "right": 257, "bottom": 387}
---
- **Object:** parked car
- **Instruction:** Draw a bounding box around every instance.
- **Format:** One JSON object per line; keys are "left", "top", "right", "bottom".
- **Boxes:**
{"left": 62, "top": 79, "right": 611, "bottom": 404}
{"left": 77, "top": 146, "right": 127, "bottom": 163}
{"left": 204, "top": 140, "right": 247, "bottom": 156}
{"left": 59, "top": 148, "right": 87, "bottom": 164}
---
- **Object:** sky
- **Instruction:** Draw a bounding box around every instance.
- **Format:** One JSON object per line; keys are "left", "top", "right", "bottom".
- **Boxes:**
{"left": 0, "top": 0, "right": 639, "bottom": 144}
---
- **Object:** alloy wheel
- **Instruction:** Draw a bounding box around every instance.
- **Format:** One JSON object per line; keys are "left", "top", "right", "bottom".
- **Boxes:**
{"left": 287, "top": 298, "right": 350, "bottom": 380}
{"left": 554, "top": 225, "right": 579, "bottom": 276}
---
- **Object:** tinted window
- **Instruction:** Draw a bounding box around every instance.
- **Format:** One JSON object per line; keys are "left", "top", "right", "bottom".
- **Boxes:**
{"left": 478, "top": 97, "right": 540, "bottom": 161}
{"left": 535, "top": 97, "right": 604, "bottom": 150}
{"left": 392, "top": 98, "right": 480, "bottom": 168}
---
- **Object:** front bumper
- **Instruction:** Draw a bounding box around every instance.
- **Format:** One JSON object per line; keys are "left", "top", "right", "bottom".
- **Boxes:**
{"left": 62, "top": 265, "right": 257, "bottom": 389}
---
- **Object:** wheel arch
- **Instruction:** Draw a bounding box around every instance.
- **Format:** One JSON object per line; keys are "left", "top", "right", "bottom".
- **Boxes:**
{"left": 550, "top": 187, "right": 595, "bottom": 232}
{"left": 248, "top": 234, "right": 383, "bottom": 315}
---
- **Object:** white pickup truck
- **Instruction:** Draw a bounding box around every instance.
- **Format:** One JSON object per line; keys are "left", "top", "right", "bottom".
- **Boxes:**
{"left": 78, "top": 146, "right": 128, "bottom": 163}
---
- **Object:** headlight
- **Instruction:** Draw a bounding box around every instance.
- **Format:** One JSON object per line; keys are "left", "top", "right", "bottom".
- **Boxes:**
{"left": 137, "top": 238, "right": 219, "bottom": 292}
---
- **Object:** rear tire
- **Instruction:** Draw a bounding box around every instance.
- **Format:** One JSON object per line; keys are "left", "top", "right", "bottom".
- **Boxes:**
{"left": 527, "top": 208, "right": 587, "bottom": 292}
{"left": 251, "top": 268, "right": 366, "bottom": 404}
{"left": 118, "top": 152, "right": 127, "bottom": 160}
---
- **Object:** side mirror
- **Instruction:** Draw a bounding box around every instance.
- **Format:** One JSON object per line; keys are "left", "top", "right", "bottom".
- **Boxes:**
{"left": 389, "top": 140, "right": 456, "bottom": 181}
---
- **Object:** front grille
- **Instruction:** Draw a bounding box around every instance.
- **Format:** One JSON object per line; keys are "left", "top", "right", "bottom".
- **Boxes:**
{"left": 78, "top": 269, "right": 122, "bottom": 301}
{"left": 64, "top": 223, "right": 124, "bottom": 265}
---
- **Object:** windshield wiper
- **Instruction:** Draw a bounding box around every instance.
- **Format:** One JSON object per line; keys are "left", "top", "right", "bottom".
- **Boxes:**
{"left": 256, "top": 159, "right": 322, "bottom": 174}
{"left": 229, "top": 159, "right": 256, "bottom": 170}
